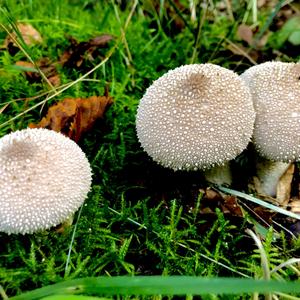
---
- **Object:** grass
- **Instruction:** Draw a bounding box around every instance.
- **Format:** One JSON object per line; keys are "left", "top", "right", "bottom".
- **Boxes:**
{"left": 0, "top": 0, "right": 300, "bottom": 299}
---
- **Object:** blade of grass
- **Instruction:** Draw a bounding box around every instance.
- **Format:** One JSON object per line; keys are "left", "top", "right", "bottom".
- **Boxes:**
{"left": 1, "top": 79, "right": 103, "bottom": 108}
{"left": 0, "top": 104, "right": 9, "bottom": 114}
{"left": 217, "top": 186, "right": 300, "bottom": 221}
{"left": 274, "top": 293, "right": 300, "bottom": 300}
{"left": 271, "top": 258, "right": 300, "bottom": 275}
{"left": 41, "top": 295, "right": 110, "bottom": 300}
{"left": 111, "top": 0, "right": 138, "bottom": 65}
{"left": 168, "top": 0, "right": 194, "bottom": 33}
{"left": 190, "top": 3, "right": 207, "bottom": 64}
{"left": 64, "top": 205, "right": 84, "bottom": 277}
{"left": 246, "top": 229, "right": 271, "bottom": 300}
{"left": 0, "top": 285, "right": 8, "bottom": 300}
{"left": 9, "top": 276, "right": 300, "bottom": 300}
{"left": 253, "top": 0, "right": 289, "bottom": 44}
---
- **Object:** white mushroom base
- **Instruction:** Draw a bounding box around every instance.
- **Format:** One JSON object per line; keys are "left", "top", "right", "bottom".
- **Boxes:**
{"left": 204, "top": 162, "right": 232, "bottom": 186}
{"left": 255, "top": 158, "right": 291, "bottom": 198}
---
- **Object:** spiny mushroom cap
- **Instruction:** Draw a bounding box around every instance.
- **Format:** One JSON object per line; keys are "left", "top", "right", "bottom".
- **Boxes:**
{"left": 241, "top": 61, "right": 300, "bottom": 162}
{"left": 136, "top": 64, "right": 255, "bottom": 171}
{"left": 0, "top": 128, "right": 92, "bottom": 234}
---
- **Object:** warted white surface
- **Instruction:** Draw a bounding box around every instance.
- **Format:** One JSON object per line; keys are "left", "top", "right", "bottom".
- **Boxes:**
{"left": 136, "top": 64, "right": 255, "bottom": 170}
{"left": 241, "top": 61, "right": 300, "bottom": 162}
{"left": 0, "top": 128, "right": 92, "bottom": 234}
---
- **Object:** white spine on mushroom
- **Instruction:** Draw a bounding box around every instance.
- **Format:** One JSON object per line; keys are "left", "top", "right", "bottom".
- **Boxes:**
{"left": 0, "top": 128, "right": 92, "bottom": 234}
{"left": 136, "top": 64, "right": 255, "bottom": 184}
{"left": 241, "top": 61, "right": 300, "bottom": 198}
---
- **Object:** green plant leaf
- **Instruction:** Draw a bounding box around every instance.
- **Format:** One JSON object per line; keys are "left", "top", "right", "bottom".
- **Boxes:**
{"left": 9, "top": 276, "right": 300, "bottom": 300}
{"left": 41, "top": 296, "right": 110, "bottom": 300}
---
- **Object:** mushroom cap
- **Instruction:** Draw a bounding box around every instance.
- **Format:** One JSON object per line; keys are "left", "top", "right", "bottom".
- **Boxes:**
{"left": 136, "top": 64, "right": 255, "bottom": 171}
{"left": 0, "top": 128, "right": 92, "bottom": 234}
{"left": 241, "top": 61, "right": 300, "bottom": 162}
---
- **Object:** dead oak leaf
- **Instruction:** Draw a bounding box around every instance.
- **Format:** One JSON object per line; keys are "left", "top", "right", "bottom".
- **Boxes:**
{"left": 29, "top": 95, "right": 113, "bottom": 142}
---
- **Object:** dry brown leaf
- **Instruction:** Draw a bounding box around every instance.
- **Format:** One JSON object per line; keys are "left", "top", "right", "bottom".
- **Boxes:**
{"left": 221, "top": 196, "right": 244, "bottom": 217}
{"left": 17, "top": 23, "right": 43, "bottom": 45}
{"left": 4, "top": 23, "right": 42, "bottom": 55}
{"left": 237, "top": 24, "right": 253, "bottom": 45}
{"left": 253, "top": 206, "right": 275, "bottom": 223}
{"left": 200, "top": 188, "right": 243, "bottom": 217}
{"left": 290, "top": 199, "right": 300, "bottom": 214}
{"left": 48, "top": 75, "right": 61, "bottom": 87}
{"left": 15, "top": 58, "right": 60, "bottom": 86}
{"left": 29, "top": 95, "right": 113, "bottom": 142}
{"left": 203, "top": 188, "right": 223, "bottom": 202}
{"left": 276, "top": 163, "right": 295, "bottom": 204}
{"left": 60, "top": 34, "right": 114, "bottom": 68}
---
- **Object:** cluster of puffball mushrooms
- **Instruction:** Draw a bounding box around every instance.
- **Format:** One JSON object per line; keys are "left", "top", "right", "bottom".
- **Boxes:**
{"left": 136, "top": 61, "right": 300, "bottom": 196}
{"left": 0, "top": 61, "right": 299, "bottom": 235}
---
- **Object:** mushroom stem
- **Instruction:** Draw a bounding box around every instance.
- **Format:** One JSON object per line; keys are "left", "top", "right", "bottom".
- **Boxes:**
{"left": 204, "top": 162, "right": 232, "bottom": 186}
{"left": 255, "top": 158, "right": 291, "bottom": 197}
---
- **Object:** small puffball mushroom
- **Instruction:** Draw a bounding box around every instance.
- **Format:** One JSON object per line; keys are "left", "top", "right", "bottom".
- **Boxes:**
{"left": 241, "top": 61, "right": 300, "bottom": 197}
{"left": 0, "top": 128, "right": 92, "bottom": 234}
{"left": 136, "top": 64, "right": 255, "bottom": 184}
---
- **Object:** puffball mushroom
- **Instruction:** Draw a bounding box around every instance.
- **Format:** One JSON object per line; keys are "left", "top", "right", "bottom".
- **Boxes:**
{"left": 0, "top": 128, "right": 92, "bottom": 234}
{"left": 136, "top": 64, "right": 255, "bottom": 185}
{"left": 241, "top": 61, "right": 300, "bottom": 198}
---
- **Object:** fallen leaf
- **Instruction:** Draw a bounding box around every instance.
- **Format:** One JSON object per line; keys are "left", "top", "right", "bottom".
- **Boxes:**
{"left": 48, "top": 74, "right": 61, "bottom": 87}
{"left": 60, "top": 34, "right": 114, "bottom": 68}
{"left": 237, "top": 24, "right": 253, "bottom": 45}
{"left": 253, "top": 206, "right": 275, "bottom": 224}
{"left": 199, "top": 188, "right": 243, "bottom": 217}
{"left": 203, "top": 188, "right": 223, "bottom": 202}
{"left": 221, "top": 196, "right": 244, "bottom": 217}
{"left": 276, "top": 163, "right": 295, "bottom": 204}
{"left": 4, "top": 23, "right": 42, "bottom": 54}
{"left": 290, "top": 199, "right": 300, "bottom": 214}
{"left": 15, "top": 58, "right": 60, "bottom": 86}
{"left": 17, "top": 23, "right": 43, "bottom": 45}
{"left": 29, "top": 95, "right": 113, "bottom": 142}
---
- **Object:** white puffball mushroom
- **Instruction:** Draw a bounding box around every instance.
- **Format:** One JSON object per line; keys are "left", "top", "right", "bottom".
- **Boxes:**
{"left": 241, "top": 61, "right": 300, "bottom": 197}
{"left": 136, "top": 64, "right": 255, "bottom": 184}
{"left": 0, "top": 128, "right": 92, "bottom": 234}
